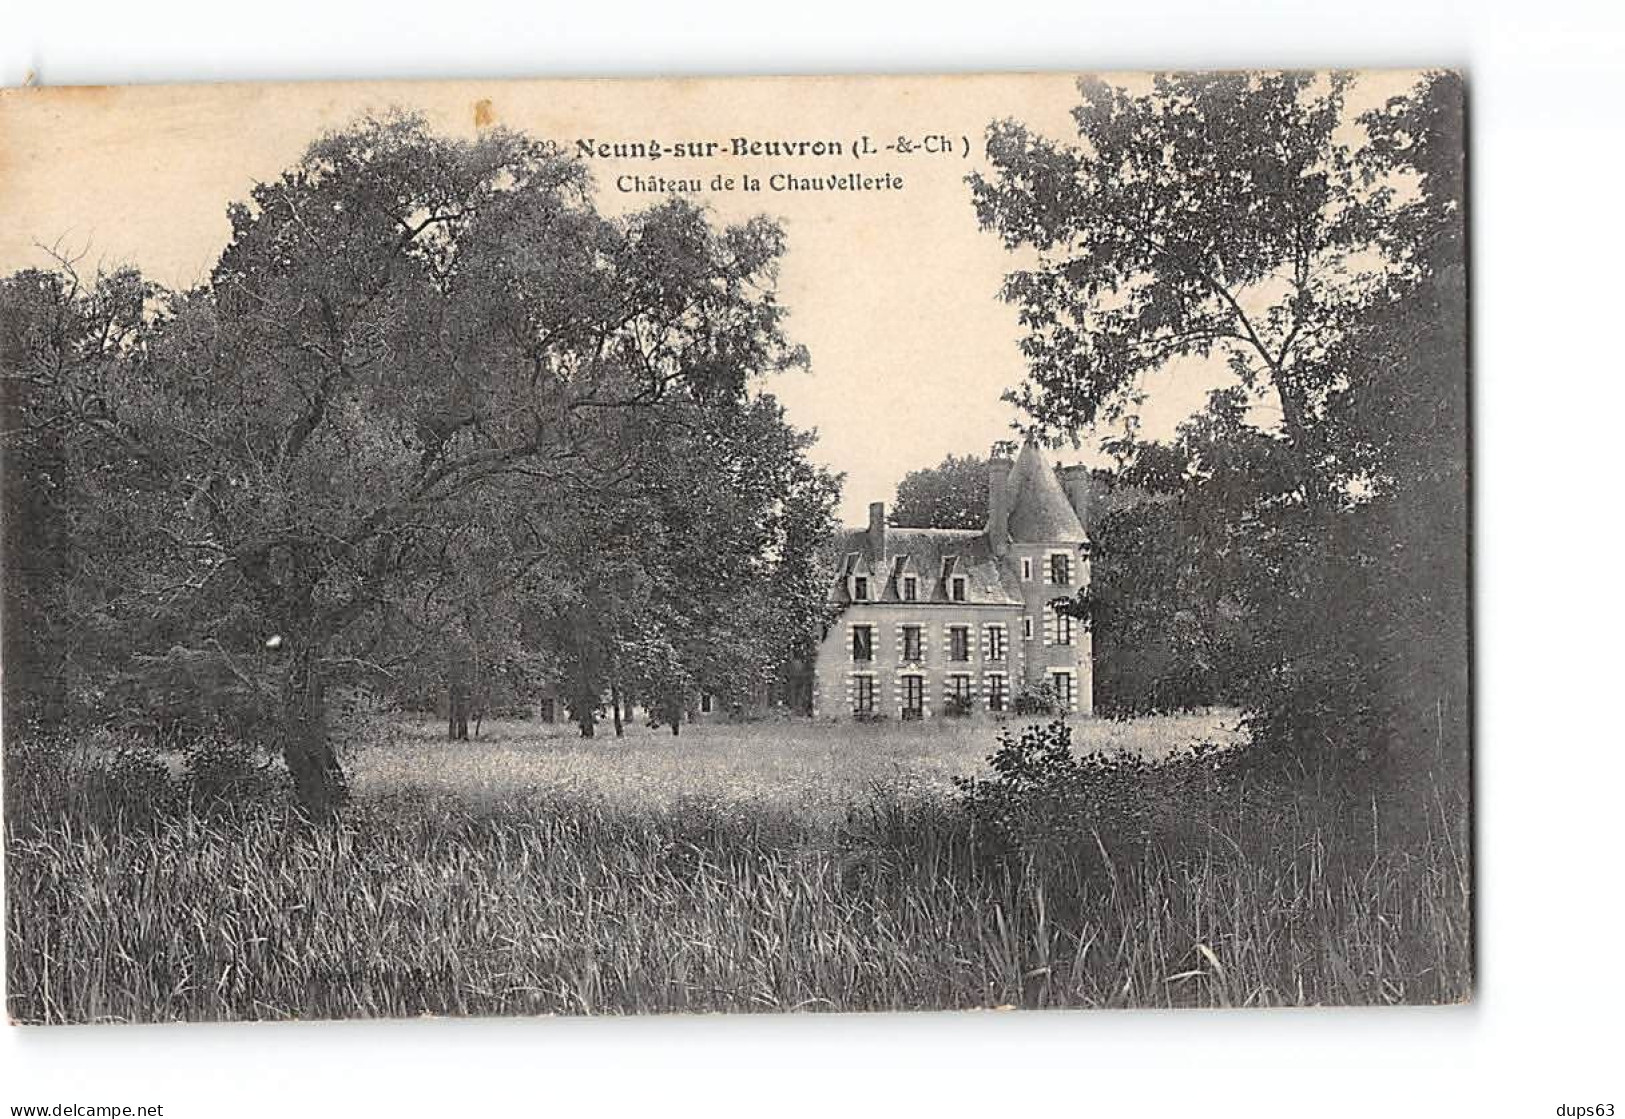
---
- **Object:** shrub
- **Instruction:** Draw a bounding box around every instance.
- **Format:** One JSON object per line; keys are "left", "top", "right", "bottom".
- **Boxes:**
{"left": 179, "top": 733, "right": 283, "bottom": 809}
{"left": 956, "top": 719, "right": 1281, "bottom": 875}
{"left": 3, "top": 726, "right": 179, "bottom": 830}
{"left": 3, "top": 725, "right": 291, "bottom": 831}
{"left": 1010, "top": 680, "right": 1060, "bottom": 717}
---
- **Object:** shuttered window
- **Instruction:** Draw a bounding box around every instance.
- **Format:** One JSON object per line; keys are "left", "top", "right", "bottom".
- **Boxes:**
{"left": 852, "top": 626, "right": 874, "bottom": 662}
{"left": 988, "top": 675, "right": 1008, "bottom": 712}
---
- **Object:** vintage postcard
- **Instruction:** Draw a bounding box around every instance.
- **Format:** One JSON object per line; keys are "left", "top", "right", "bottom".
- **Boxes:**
{"left": 0, "top": 71, "right": 1469, "bottom": 1023}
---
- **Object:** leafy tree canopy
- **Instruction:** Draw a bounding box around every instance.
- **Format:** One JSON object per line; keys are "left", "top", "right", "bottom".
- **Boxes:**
{"left": 1, "top": 113, "right": 835, "bottom": 816}
{"left": 970, "top": 72, "right": 1431, "bottom": 485}
{"left": 888, "top": 454, "right": 989, "bottom": 529}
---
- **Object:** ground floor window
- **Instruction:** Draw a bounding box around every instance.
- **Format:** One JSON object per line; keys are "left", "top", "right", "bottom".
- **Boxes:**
{"left": 987, "top": 674, "right": 1007, "bottom": 713}
{"left": 947, "top": 673, "right": 973, "bottom": 717}
{"left": 902, "top": 675, "right": 924, "bottom": 720}
{"left": 853, "top": 675, "right": 876, "bottom": 715}
{"left": 1052, "top": 671, "right": 1073, "bottom": 711}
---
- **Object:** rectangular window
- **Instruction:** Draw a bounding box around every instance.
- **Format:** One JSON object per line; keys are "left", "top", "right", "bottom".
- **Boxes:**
{"left": 700, "top": 693, "right": 713, "bottom": 714}
{"left": 854, "top": 676, "right": 876, "bottom": 715}
{"left": 1055, "top": 608, "right": 1074, "bottom": 646}
{"left": 986, "top": 625, "right": 1006, "bottom": 662}
{"left": 852, "top": 625, "right": 874, "bottom": 662}
{"left": 948, "top": 673, "right": 972, "bottom": 716}
{"left": 853, "top": 576, "right": 869, "bottom": 601}
{"left": 1052, "top": 671, "right": 1073, "bottom": 710}
{"left": 988, "top": 674, "right": 1007, "bottom": 713}
{"left": 949, "top": 626, "right": 970, "bottom": 662}
{"left": 902, "top": 624, "right": 922, "bottom": 662}
{"left": 902, "top": 576, "right": 918, "bottom": 602}
{"left": 1021, "top": 557, "right": 1032, "bottom": 581}
{"left": 902, "top": 675, "right": 924, "bottom": 720}
{"left": 1050, "top": 553, "right": 1071, "bottom": 586}
{"left": 1022, "top": 616, "right": 1033, "bottom": 640}
{"left": 950, "top": 576, "right": 966, "bottom": 602}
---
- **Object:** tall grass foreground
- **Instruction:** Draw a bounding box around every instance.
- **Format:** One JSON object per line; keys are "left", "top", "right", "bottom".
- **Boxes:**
{"left": 4, "top": 723, "right": 1470, "bottom": 1023}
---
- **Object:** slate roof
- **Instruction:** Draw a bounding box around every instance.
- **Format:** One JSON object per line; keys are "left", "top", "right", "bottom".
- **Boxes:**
{"left": 1004, "top": 441, "right": 1088, "bottom": 545}
{"left": 824, "top": 527, "right": 1022, "bottom": 606}
{"left": 823, "top": 441, "right": 1085, "bottom": 606}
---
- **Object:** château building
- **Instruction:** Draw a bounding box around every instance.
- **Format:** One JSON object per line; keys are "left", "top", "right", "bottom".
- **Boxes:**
{"left": 811, "top": 441, "right": 1093, "bottom": 721}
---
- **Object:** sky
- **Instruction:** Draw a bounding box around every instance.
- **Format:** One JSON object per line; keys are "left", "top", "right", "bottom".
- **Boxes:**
{"left": 0, "top": 72, "right": 1418, "bottom": 522}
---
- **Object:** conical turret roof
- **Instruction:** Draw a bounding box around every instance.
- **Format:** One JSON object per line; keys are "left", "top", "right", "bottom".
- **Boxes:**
{"left": 1003, "top": 441, "right": 1088, "bottom": 544}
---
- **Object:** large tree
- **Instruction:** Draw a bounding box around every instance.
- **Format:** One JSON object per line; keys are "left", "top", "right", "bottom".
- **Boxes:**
{"left": 888, "top": 454, "right": 989, "bottom": 529}
{"left": 970, "top": 72, "right": 1394, "bottom": 491}
{"left": 973, "top": 72, "right": 1468, "bottom": 779}
{"left": 523, "top": 392, "right": 840, "bottom": 737}
{"left": 2, "top": 114, "right": 814, "bottom": 817}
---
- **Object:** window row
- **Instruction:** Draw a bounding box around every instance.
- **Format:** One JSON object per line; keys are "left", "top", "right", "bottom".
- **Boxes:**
{"left": 851, "top": 573, "right": 968, "bottom": 602}
{"left": 1018, "top": 553, "right": 1076, "bottom": 586}
{"left": 849, "top": 671, "right": 1075, "bottom": 716}
{"left": 851, "top": 613, "right": 1072, "bottom": 662}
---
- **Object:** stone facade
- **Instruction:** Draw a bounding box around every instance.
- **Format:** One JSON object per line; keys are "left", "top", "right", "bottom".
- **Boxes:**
{"left": 813, "top": 442, "right": 1093, "bottom": 720}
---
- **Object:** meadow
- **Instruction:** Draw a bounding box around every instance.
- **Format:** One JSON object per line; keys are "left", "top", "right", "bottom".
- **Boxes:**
{"left": 3, "top": 712, "right": 1471, "bottom": 1024}
{"left": 352, "top": 712, "right": 1242, "bottom": 817}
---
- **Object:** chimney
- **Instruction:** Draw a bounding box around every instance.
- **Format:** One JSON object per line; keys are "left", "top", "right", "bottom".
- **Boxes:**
{"left": 985, "top": 456, "right": 1014, "bottom": 555}
{"left": 868, "top": 501, "right": 887, "bottom": 564}
{"left": 1059, "top": 465, "right": 1092, "bottom": 533}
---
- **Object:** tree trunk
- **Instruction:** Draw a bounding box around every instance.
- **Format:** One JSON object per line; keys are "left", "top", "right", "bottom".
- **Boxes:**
{"left": 611, "top": 683, "right": 624, "bottom": 737}
{"left": 282, "top": 647, "right": 346, "bottom": 822}
{"left": 1273, "top": 375, "right": 1330, "bottom": 506}
{"left": 448, "top": 676, "right": 469, "bottom": 741}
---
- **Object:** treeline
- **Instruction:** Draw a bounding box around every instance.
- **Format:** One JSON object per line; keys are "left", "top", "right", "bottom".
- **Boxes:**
{"left": 0, "top": 114, "right": 839, "bottom": 817}
{"left": 920, "top": 71, "right": 1468, "bottom": 787}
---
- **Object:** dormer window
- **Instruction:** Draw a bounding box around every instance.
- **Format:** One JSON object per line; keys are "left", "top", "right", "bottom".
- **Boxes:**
{"left": 853, "top": 576, "right": 869, "bottom": 601}
{"left": 902, "top": 576, "right": 918, "bottom": 602}
{"left": 950, "top": 576, "right": 967, "bottom": 602}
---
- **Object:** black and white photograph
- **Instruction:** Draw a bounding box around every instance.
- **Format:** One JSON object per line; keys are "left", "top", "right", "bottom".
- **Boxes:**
{"left": 0, "top": 68, "right": 1474, "bottom": 1028}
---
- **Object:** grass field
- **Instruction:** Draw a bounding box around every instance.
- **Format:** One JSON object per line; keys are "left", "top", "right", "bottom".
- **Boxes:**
{"left": 4, "top": 712, "right": 1471, "bottom": 1023}
{"left": 352, "top": 712, "right": 1245, "bottom": 819}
